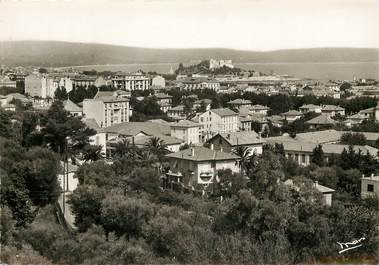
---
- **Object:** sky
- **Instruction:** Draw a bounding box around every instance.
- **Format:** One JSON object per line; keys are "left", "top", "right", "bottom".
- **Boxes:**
{"left": 0, "top": 0, "right": 378, "bottom": 51}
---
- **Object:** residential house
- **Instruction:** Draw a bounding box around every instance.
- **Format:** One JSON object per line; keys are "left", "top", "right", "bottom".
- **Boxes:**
{"left": 154, "top": 93, "right": 172, "bottom": 113}
{"left": 281, "top": 110, "right": 303, "bottom": 122}
{"left": 1, "top": 103, "right": 16, "bottom": 112}
{"left": 101, "top": 121, "right": 182, "bottom": 153}
{"left": 193, "top": 99, "right": 212, "bottom": 111}
{"left": 165, "top": 146, "right": 240, "bottom": 186}
{"left": 83, "top": 90, "right": 130, "bottom": 128}
{"left": 227, "top": 99, "right": 252, "bottom": 109}
{"left": 321, "top": 105, "right": 345, "bottom": 117}
{"left": 170, "top": 120, "right": 203, "bottom": 145}
{"left": 63, "top": 99, "right": 83, "bottom": 117}
{"left": 206, "top": 131, "right": 265, "bottom": 155}
{"left": 83, "top": 119, "right": 107, "bottom": 156}
{"left": 284, "top": 179, "right": 335, "bottom": 206}
{"left": 299, "top": 104, "right": 322, "bottom": 114}
{"left": 197, "top": 108, "right": 239, "bottom": 140}
{"left": 168, "top": 105, "right": 187, "bottom": 120}
{"left": 249, "top": 104, "right": 270, "bottom": 115}
{"left": 361, "top": 175, "right": 379, "bottom": 199}
{"left": 57, "top": 162, "right": 78, "bottom": 192}
{"left": 305, "top": 114, "right": 337, "bottom": 129}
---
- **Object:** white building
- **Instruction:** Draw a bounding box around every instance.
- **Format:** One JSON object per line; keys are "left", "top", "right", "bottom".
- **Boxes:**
{"left": 83, "top": 90, "right": 130, "bottom": 128}
{"left": 361, "top": 175, "right": 379, "bottom": 199}
{"left": 209, "top": 59, "right": 234, "bottom": 69}
{"left": 112, "top": 73, "right": 150, "bottom": 91}
{"left": 151, "top": 75, "right": 165, "bottom": 88}
{"left": 170, "top": 120, "right": 202, "bottom": 145}
{"left": 165, "top": 146, "right": 240, "bottom": 186}
{"left": 197, "top": 108, "right": 239, "bottom": 140}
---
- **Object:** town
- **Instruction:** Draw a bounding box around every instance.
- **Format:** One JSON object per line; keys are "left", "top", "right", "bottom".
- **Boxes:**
{"left": 1, "top": 56, "right": 379, "bottom": 264}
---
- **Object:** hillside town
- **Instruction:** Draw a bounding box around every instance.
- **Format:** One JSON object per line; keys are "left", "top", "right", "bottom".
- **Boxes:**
{"left": 1, "top": 57, "right": 379, "bottom": 264}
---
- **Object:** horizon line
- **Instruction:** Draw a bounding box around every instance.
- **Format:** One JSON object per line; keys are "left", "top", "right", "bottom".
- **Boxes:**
{"left": 2, "top": 39, "right": 379, "bottom": 53}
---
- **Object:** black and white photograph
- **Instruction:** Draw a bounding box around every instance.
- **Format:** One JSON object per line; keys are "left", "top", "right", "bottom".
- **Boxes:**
{"left": 0, "top": 0, "right": 378, "bottom": 264}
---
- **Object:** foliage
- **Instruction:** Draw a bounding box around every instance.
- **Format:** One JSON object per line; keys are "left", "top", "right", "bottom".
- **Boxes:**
{"left": 311, "top": 144, "right": 325, "bottom": 166}
{"left": 54, "top": 87, "right": 68, "bottom": 100}
{"left": 341, "top": 132, "right": 367, "bottom": 145}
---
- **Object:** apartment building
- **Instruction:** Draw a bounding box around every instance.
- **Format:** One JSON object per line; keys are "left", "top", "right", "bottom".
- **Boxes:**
{"left": 0, "top": 76, "right": 17, "bottom": 88}
{"left": 83, "top": 90, "right": 130, "bottom": 128}
{"left": 197, "top": 108, "right": 239, "bottom": 140}
{"left": 170, "top": 120, "right": 202, "bottom": 145}
{"left": 151, "top": 75, "right": 165, "bottom": 88}
{"left": 112, "top": 73, "right": 150, "bottom": 91}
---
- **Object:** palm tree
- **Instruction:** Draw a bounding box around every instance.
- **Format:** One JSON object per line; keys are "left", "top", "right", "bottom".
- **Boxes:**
{"left": 146, "top": 137, "right": 169, "bottom": 172}
{"left": 232, "top": 146, "right": 251, "bottom": 175}
{"left": 82, "top": 145, "right": 103, "bottom": 162}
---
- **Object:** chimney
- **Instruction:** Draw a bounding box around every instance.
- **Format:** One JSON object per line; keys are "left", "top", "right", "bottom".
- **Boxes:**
{"left": 371, "top": 173, "right": 374, "bottom": 179}
{"left": 227, "top": 134, "right": 230, "bottom": 139}
{"left": 220, "top": 147, "right": 223, "bottom": 152}
{"left": 191, "top": 148, "right": 195, "bottom": 156}
{"left": 210, "top": 144, "right": 214, "bottom": 150}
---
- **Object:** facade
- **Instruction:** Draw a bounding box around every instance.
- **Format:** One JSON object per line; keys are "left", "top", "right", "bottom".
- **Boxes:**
{"left": 72, "top": 76, "right": 97, "bottom": 88}
{"left": 83, "top": 90, "right": 130, "bottom": 128}
{"left": 209, "top": 59, "right": 234, "bottom": 69}
{"left": 227, "top": 99, "right": 252, "bottom": 109}
{"left": 249, "top": 104, "right": 270, "bottom": 115}
{"left": 321, "top": 105, "right": 345, "bottom": 117}
{"left": 198, "top": 108, "right": 239, "bottom": 140}
{"left": 167, "top": 105, "right": 187, "bottom": 120}
{"left": 299, "top": 104, "right": 322, "bottom": 114}
{"left": 165, "top": 146, "right": 240, "bottom": 186}
{"left": 154, "top": 93, "right": 172, "bottom": 113}
{"left": 112, "top": 73, "right": 150, "bottom": 91}
{"left": 0, "top": 76, "right": 17, "bottom": 88}
{"left": 25, "top": 74, "right": 43, "bottom": 97}
{"left": 151, "top": 75, "right": 166, "bottom": 88}
{"left": 63, "top": 99, "right": 83, "bottom": 117}
{"left": 170, "top": 120, "right": 202, "bottom": 145}
{"left": 281, "top": 110, "right": 303, "bottom": 122}
{"left": 361, "top": 175, "right": 379, "bottom": 199}
{"left": 207, "top": 131, "right": 265, "bottom": 155}
{"left": 179, "top": 79, "right": 220, "bottom": 92}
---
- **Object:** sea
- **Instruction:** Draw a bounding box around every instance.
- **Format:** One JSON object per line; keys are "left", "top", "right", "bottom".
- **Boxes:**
{"left": 66, "top": 61, "right": 379, "bottom": 81}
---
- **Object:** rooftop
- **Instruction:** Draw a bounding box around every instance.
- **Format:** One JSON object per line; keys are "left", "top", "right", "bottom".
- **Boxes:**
{"left": 63, "top": 99, "right": 82, "bottom": 113}
{"left": 211, "top": 108, "right": 237, "bottom": 117}
{"left": 322, "top": 105, "right": 345, "bottom": 111}
{"left": 102, "top": 121, "right": 170, "bottom": 137}
{"left": 305, "top": 114, "right": 337, "bottom": 125}
{"left": 212, "top": 131, "right": 266, "bottom": 146}
{"left": 282, "top": 110, "right": 303, "bottom": 116}
{"left": 166, "top": 146, "right": 240, "bottom": 162}
{"left": 170, "top": 120, "right": 202, "bottom": 128}
{"left": 228, "top": 99, "right": 252, "bottom": 105}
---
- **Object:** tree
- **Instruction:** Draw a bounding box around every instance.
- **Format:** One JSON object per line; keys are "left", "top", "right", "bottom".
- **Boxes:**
{"left": 24, "top": 147, "right": 60, "bottom": 207}
{"left": 101, "top": 194, "right": 154, "bottom": 238}
{"left": 76, "top": 161, "right": 117, "bottom": 188}
{"left": 247, "top": 151, "right": 285, "bottom": 200}
{"left": 311, "top": 144, "right": 325, "bottom": 166}
{"left": 0, "top": 109, "right": 14, "bottom": 138}
{"left": 54, "top": 87, "right": 68, "bottom": 101}
{"left": 126, "top": 167, "right": 161, "bottom": 196}
{"left": 340, "top": 132, "right": 367, "bottom": 145}
{"left": 82, "top": 144, "right": 103, "bottom": 162}
{"left": 42, "top": 101, "right": 95, "bottom": 156}
{"left": 69, "top": 185, "right": 106, "bottom": 232}
{"left": 146, "top": 137, "right": 169, "bottom": 164}
{"left": 232, "top": 146, "right": 251, "bottom": 175}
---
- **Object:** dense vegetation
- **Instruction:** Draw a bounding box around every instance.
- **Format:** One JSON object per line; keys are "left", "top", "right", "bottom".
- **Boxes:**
{"left": 1, "top": 100, "right": 379, "bottom": 264}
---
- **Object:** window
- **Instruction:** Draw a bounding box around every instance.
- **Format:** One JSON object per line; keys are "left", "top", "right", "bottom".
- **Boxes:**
{"left": 367, "top": 184, "right": 374, "bottom": 192}
{"left": 301, "top": 154, "right": 306, "bottom": 163}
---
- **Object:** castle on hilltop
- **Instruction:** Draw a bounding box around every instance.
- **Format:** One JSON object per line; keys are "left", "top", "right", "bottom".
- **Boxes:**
{"left": 209, "top": 59, "right": 234, "bottom": 69}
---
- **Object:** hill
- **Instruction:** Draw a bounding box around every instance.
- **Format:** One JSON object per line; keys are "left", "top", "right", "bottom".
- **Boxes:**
{"left": 1, "top": 41, "right": 378, "bottom": 67}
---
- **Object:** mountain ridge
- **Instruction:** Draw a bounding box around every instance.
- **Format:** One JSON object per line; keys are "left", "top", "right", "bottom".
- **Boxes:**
{"left": 1, "top": 40, "right": 378, "bottom": 67}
